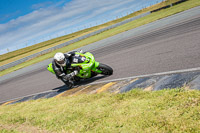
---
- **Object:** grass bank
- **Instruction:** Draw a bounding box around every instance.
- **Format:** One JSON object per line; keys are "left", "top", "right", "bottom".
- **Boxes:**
{"left": 0, "top": 89, "right": 200, "bottom": 132}
{"left": 1, "top": 0, "right": 200, "bottom": 76}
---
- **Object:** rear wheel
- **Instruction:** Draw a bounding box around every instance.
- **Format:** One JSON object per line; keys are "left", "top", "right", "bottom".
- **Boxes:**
{"left": 98, "top": 63, "right": 113, "bottom": 75}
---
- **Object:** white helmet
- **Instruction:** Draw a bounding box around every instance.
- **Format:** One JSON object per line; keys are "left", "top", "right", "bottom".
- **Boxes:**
{"left": 54, "top": 52, "right": 66, "bottom": 67}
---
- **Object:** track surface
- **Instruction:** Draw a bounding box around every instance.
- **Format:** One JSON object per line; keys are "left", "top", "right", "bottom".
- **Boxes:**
{"left": 1, "top": 7, "right": 200, "bottom": 103}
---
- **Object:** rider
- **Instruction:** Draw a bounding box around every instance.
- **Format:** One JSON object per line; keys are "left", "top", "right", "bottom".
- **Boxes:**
{"left": 52, "top": 50, "right": 83, "bottom": 88}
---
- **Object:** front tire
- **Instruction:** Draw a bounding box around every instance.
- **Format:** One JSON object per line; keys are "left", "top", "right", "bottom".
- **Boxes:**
{"left": 98, "top": 63, "right": 113, "bottom": 75}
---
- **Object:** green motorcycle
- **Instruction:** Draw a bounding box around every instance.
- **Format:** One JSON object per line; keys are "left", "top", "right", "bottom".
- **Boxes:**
{"left": 47, "top": 52, "right": 113, "bottom": 84}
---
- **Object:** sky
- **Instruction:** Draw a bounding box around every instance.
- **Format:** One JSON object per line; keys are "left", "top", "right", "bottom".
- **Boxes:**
{"left": 0, "top": 0, "right": 163, "bottom": 55}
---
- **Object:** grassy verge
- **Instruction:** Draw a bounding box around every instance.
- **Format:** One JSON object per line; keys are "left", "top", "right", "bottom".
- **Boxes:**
{"left": 1, "top": 0, "right": 200, "bottom": 76}
{"left": 0, "top": 89, "right": 200, "bottom": 132}
{"left": 0, "top": 25, "right": 108, "bottom": 66}
{"left": 0, "top": 0, "right": 181, "bottom": 66}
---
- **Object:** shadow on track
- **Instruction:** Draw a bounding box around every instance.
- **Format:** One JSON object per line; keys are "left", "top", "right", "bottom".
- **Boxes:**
{"left": 52, "top": 75, "right": 108, "bottom": 92}
{"left": 76, "top": 75, "right": 107, "bottom": 86}
{"left": 52, "top": 85, "right": 69, "bottom": 93}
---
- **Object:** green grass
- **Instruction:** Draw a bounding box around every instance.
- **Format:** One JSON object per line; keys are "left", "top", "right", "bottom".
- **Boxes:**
{"left": 0, "top": 89, "right": 200, "bottom": 132}
{"left": 1, "top": 0, "right": 200, "bottom": 76}
{"left": 0, "top": 0, "right": 181, "bottom": 66}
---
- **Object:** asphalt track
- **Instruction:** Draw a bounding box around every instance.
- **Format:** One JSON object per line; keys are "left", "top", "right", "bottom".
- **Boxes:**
{"left": 1, "top": 7, "right": 200, "bottom": 103}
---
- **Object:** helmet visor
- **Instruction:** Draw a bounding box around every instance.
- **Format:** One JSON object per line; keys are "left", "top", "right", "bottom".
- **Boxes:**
{"left": 56, "top": 58, "right": 66, "bottom": 66}
{"left": 57, "top": 60, "right": 65, "bottom": 65}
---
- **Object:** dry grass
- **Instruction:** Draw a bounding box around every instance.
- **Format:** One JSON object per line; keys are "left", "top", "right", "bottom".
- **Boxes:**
{"left": 0, "top": 89, "right": 200, "bottom": 132}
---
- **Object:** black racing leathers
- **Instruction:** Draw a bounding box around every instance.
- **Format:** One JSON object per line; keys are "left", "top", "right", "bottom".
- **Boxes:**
{"left": 52, "top": 51, "right": 79, "bottom": 86}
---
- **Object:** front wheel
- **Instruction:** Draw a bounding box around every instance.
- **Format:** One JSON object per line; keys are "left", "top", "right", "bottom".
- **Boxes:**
{"left": 98, "top": 63, "right": 113, "bottom": 75}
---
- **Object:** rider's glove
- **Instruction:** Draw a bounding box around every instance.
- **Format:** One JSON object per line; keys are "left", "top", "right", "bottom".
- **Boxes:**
{"left": 63, "top": 70, "right": 78, "bottom": 81}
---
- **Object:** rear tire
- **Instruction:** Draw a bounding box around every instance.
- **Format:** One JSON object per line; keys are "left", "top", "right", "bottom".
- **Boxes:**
{"left": 98, "top": 63, "right": 113, "bottom": 75}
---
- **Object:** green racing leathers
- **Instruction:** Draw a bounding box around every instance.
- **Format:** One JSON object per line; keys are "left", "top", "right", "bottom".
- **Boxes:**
{"left": 47, "top": 51, "right": 113, "bottom": 88}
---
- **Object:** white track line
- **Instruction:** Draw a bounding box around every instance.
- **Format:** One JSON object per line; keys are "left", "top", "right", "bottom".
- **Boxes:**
{"left": 0, "top": 90, "right": 58, "bottom": 104}
{"left": 1, "top": 67, "right": 200, "bottom": 104}
{"left": 89, "top": 67, "right": 200, "bottom": 85}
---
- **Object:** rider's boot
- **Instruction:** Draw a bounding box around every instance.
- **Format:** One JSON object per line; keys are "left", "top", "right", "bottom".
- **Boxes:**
{"left": 65, "top": 80, "right": 74, "bottom": 89}
{"left": 61, "top": 78, "right": 74, "bottom": 89}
